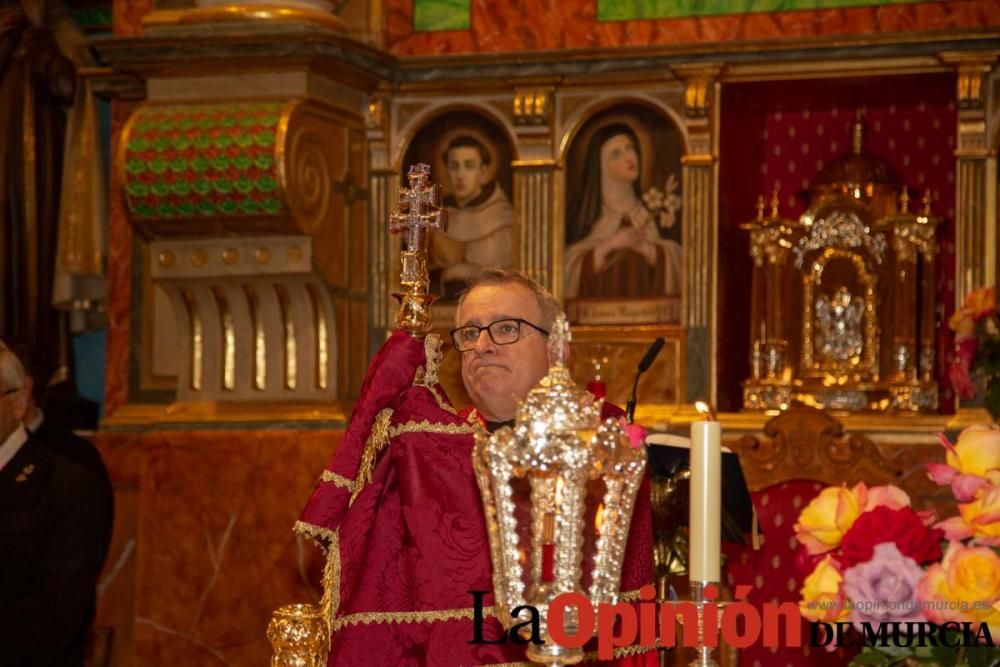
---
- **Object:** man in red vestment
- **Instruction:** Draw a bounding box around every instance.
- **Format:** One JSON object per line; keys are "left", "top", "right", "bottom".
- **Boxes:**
{"left": 296, "top": 269, "right": 656, "bottom": 666}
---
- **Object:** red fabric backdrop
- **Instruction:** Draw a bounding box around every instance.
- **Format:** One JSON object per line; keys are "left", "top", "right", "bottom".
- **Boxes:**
{"left": 717, "top": 73, "right": 957, "bottom": 412}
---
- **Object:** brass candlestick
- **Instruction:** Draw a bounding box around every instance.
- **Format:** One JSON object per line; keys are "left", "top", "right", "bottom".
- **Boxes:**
{"left": 389, "top": 163, "right": 446, "bottom": 334}
{"left": 267, "top": 603, "right": 327, "bottom": 667}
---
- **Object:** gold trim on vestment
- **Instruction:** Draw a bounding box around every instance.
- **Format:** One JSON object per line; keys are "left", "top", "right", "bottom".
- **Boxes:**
{"left": 416, "top": 334, "right": 443, "bottom": 386}
{"left": 331, "top": 605, "right": 496, "bottom": 631}
{"left": 351, "top": 408, "right": 393, "bottom": 505}
{"left": 387, "top": 420, "right": 475, "bottom": 439}
{"left": 330, "top": 587, "right": 646, "bottom": 632}
{"left": 428, "top": 385, "right": 458, "bottom": 415}
{"left": 293, "top": 520, "right": 337, "bottom": 548}
{"left": 319, "top": 529, "right": 340, "bottom": 650}
{"left": 587, "top": 642, "right": 657, "bottom": 661}
{"left": 320, "top": 470, "right": 356, "bottom": 492}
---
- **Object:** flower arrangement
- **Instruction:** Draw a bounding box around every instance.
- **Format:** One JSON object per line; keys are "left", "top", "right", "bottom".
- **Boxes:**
{"left": 794, "top": 425, "right": 1000, "bottom": 666}
{"left": 948, "top": 287, "right": 1000, "bottom": 420}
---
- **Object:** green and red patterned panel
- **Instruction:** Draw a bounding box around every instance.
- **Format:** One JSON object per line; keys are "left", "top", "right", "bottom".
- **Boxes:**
{"left": 122, "top": 101, "right": 287, "bottom": 222}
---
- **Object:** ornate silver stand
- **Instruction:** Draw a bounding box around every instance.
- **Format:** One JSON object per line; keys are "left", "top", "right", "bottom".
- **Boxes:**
{"left": 689, "top": 581, "right": 721, "bottom": 667}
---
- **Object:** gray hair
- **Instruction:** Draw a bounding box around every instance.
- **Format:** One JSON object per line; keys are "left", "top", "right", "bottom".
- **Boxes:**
{"left": 0, "top": 342, "right": 26, "bottom": 394}
{"left": 456, "top": 268, "right": 563, "bottom": 330}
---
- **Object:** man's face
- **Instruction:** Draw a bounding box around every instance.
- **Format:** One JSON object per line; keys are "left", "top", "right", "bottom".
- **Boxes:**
{"left": 456, "top": 283, "right": 551, "bottom": 422}
{"left": 446, "top": 146, "right": 490, "bottom": 204}
{"left": 0, "top": 383, "right": 26, "bottom": 442}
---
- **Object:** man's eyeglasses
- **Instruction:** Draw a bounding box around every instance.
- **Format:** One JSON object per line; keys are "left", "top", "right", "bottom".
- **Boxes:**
{"left": 450, "top": 318, "right": 549, "bottom": 352}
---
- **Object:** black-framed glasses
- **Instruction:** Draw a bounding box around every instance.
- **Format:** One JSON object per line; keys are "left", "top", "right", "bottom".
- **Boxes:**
{"left": 450, "top": 318, "right": 549, "bottom": 352}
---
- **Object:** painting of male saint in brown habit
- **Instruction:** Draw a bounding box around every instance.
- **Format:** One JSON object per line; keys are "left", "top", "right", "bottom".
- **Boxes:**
{"left": 564, "top": 106, "right": 683, "bottom": 324}
{"left": 403, "top": 112, "right": 514, "bottom": 302}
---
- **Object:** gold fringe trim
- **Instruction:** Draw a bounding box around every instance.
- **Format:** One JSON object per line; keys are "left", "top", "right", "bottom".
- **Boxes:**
{"left": 331, "top": 604, "right": 495, "bottom": 631}
{"left": 319, "top": 529, "right": 340, "bottom": 650}
{"left": 594, "top": 642, "right": 657, "bottom": 659}
{"left": 619, "top": 588, "right": 642, "bottom": 602}
{"left": 388, "top": 420, "right": 475, "bottom": 439}
{"left": 330, "top": 588, "right": 643, "bottom": 631}
{"left": 293, "top": 520, "right": 337, "bottom": 549}
{"left": 429, "top": 385, "right": 458, "bottom": 415}
{"left": 414, "top": 334, "right": 442, "bottom": 387}
{"left": 350, "top": 408, "right": 393, "bottom": 505}
{"left": 320, "top": 470, "right": 356, "bottom": 492}
{"left": 330, "top": 602, "right": 655, "bottom": 666}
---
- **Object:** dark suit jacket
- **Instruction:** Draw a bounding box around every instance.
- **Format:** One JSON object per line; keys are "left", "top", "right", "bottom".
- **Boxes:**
{"left": 0, "top": 428, "right": 114, "bottom": 666}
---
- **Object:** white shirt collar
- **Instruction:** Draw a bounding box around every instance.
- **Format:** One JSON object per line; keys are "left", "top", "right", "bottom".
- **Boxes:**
{"left": 26, "top": 409, "right": 43, "bottom": 434}
{"left": 0, "top": 424, "right": 29, "bottom": 472}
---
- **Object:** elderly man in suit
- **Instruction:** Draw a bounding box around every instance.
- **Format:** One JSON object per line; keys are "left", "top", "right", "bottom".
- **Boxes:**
{"left": 0, "top": 341, "right": 113, "bottom": 666}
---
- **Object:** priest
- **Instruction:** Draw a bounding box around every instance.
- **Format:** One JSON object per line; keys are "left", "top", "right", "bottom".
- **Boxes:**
{"left": 296, "top": 269, "right": 655, "bottom": 666}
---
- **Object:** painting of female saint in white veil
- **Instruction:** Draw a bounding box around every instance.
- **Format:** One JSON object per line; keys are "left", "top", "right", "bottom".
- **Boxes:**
{"left": 564, "top": 105, "right": 683, "bottom": 324}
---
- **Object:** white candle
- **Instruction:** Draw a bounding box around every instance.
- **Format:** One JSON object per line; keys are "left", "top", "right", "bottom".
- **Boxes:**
{"left": 690, "top": 403, "right": 721, "bottom": 583}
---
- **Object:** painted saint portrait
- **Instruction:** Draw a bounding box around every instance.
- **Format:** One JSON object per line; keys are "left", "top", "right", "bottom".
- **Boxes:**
{"left": 564, "top": 105, "right": 683, "bottom": 323}
{"left": 403, "top": 111, "right": 514, "bottom": 301}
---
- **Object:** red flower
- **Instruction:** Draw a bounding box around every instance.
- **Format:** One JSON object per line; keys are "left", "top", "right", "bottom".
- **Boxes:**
{"left": 838, "top": 506, "right": 943, "bottom": 568}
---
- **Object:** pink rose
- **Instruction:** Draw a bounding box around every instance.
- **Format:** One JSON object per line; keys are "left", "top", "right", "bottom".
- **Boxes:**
{"left": 863, "top": 485, "right": 910, "bottom": 512}
{"left": 937, "top": 485, "right": 1000, "bottom": 547}
{"left": 927, "top": 427, "right": 1000, "bottom": 502}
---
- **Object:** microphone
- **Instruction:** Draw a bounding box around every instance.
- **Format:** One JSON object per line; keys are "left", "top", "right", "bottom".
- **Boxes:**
{"left": 625, "top": 337, "right": 665, "bottom": 423}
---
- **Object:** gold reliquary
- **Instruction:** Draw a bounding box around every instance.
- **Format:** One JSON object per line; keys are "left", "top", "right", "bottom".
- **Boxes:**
{"left": 743, "top": 117, "right": 940, "bottom": 413}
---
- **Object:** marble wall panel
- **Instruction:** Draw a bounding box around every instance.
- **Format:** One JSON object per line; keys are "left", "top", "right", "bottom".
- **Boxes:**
{"left": 94, "top": 428, "right": 343, "bottom": 665}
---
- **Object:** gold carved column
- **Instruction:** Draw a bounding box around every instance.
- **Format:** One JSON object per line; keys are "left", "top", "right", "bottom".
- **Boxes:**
{"left": 366, "top": 95, "right": 396, "bottom": 341}
{"left": 674, "top": 65, "right": 722, "bottom": 403}
{"left": 512, "top": 87, "right": 557, "bottom": 291}
{"left": 941, "top": 52, "right": 999, "bottom": 301}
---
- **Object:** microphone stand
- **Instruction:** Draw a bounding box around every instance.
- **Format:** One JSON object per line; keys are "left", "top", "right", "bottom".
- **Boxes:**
{"left": 625, "top": 337, "right": 665, "bottom": 423}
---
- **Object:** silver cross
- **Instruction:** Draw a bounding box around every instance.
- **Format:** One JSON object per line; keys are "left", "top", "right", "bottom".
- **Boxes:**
{"left": 389, "top": 163, "right": 446, "bottom": 249}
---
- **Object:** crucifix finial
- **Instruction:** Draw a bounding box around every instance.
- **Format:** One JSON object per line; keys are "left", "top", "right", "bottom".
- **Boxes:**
{"left": 389, "top": 164, "right": 446, "bottom": 334}
{"left": 390, "top": 164, "right": 446, "bottom": 248}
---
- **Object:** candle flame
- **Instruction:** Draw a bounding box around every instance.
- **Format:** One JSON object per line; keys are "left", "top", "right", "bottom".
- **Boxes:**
{"left": 695, "top": 401, "right": 717, "bottom": 421}
{"left": 555, "top": 478, "right": 564, "bottom": 505}
{"left": 595, "top": 503, "right": 604, "bottom": 532}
